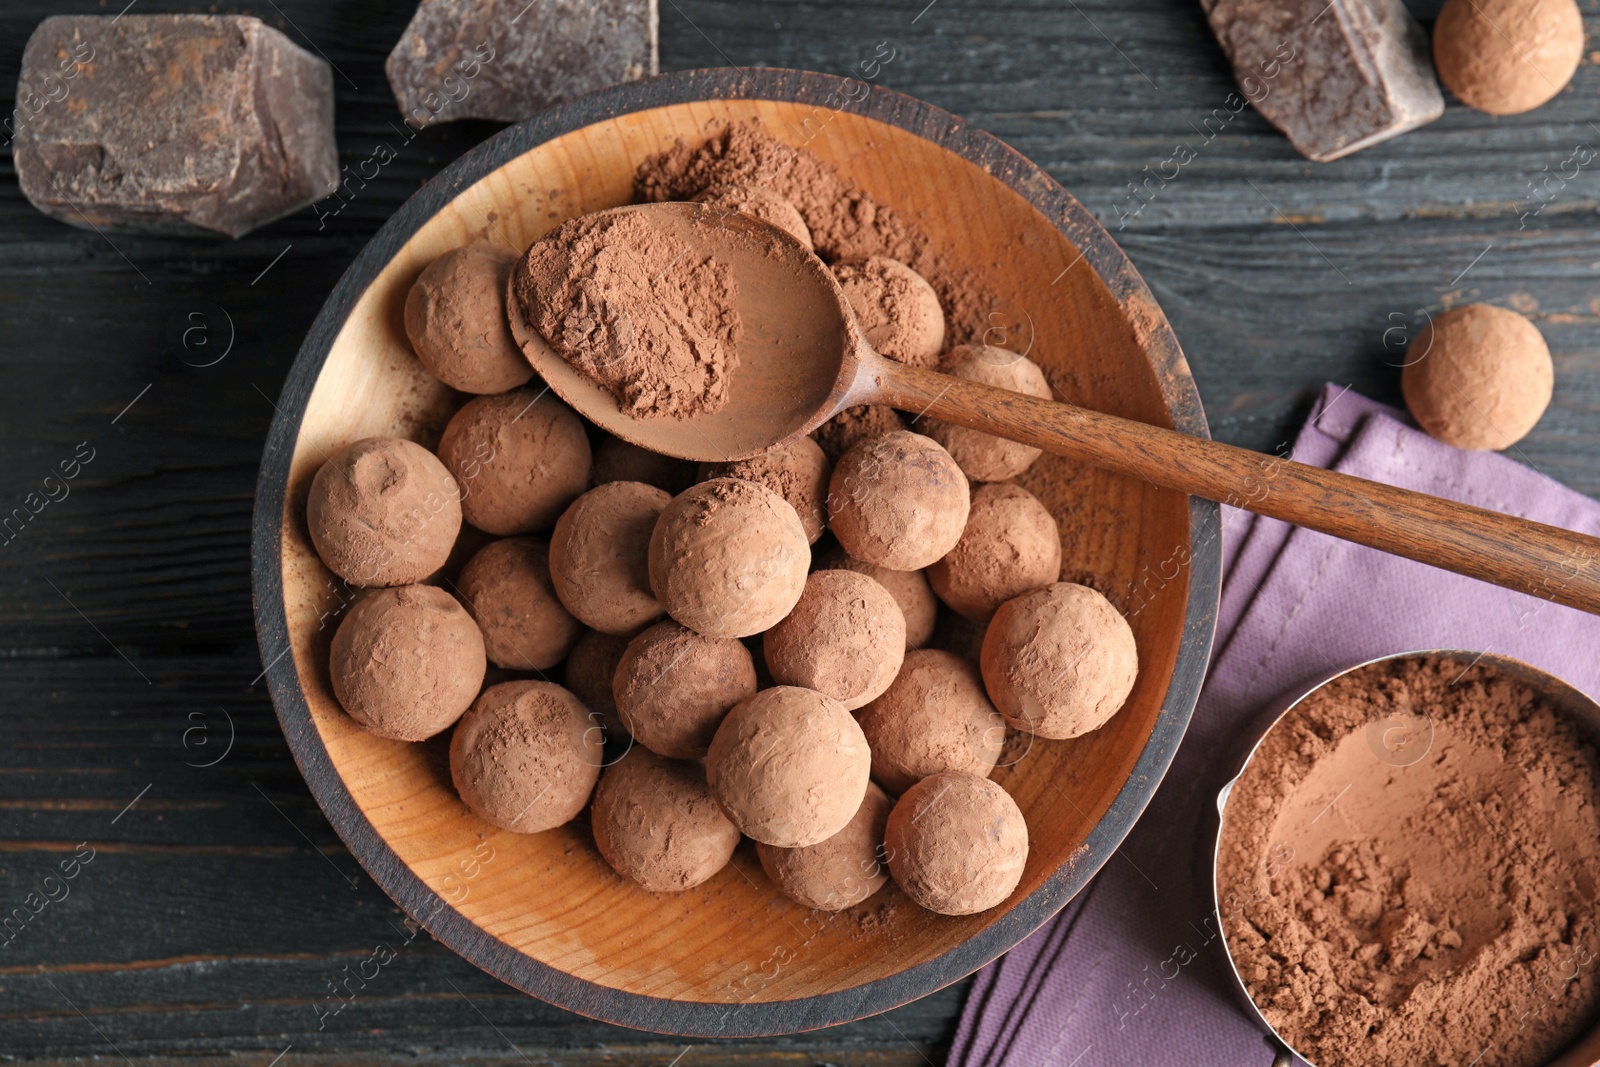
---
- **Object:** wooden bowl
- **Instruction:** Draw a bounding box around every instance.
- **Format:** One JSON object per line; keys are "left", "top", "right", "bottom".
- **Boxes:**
{"left": 252, "top": 69, "right": 1221, "bottom": 1036}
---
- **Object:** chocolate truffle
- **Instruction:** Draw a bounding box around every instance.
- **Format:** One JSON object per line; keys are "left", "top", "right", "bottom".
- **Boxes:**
{"left": 549, "top": 481, "right": 671, "bottom": 634}
{"left": 648, "top": 478, "right": 811, "bottom": 639}
{"left": 763, "top": 570, "right": 906, "bottom": 710}
{"left": 456, "top": 537, "right": 581, "bottom": 670}
{"left": 928, "top": 483, "right": 1062, "bottom": 622}
{"left": 981, "top": 583, "right": 1139, "bottom": 740}
{"left": 1401, "top": 303, "right": 1554, "bottom": 451}
{"left": 449, "top": 680, "right": 601, "bottom": 833}
{"left": 924, "top": 345, "right": 1054, "bottom": 481}
{"left": 693, "top": 183, "right": 814, "bottom": 250}
{"left": 613, "top": 620, "right": 758, "bottom": 758}
{"left": 591, "top": 436, "right": 699, "bottom": 495}
{"left": 812, "top": 404, "right": 906, "bottom": 465}
{"left": 307, "top": 436, "right": 462, "bottom": 587}
{"left": 700, "top": 436, "right": 831, "bottom": 544}
{"left": 1434, "top": 0, "right": 1583, "bottom": 115}
{"left": 829, "top": 431, "right": 970, "bottom": 571}
{"left": 833, "top": 257, "right": 945, "bottom": 368}
{"left": 818, "top": 546, "right": 938, "bottom": 650}
{"left": 856, "top": 650, "right": 1006, "bottom": 795}
{"left": 561, "top": 628, "right": 631, "bottom": 740}
{"left": 330, "top": 584, "right": 486, "bottom": 742}
{"left": 885, "top": 772, "right": 1029, "bottom": 916}
{"left": 706, "top": 686, "right": 871, "bottom": 848}
{"left": 757, "top": 782, "right": 892, "bottom": 911}
{"left": 436, "top": 388, "right": 591, "bottom": 535}
{"left": 404, "top": 243, "right": 537, "bottom": 394}
{"left": 591, "top": 748, "right": 740, "bottom": 892}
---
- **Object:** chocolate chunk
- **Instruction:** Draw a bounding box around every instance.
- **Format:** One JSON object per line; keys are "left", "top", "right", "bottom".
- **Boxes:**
{"left": 386, "top": 0, "right": 658, "bottom": 128}
{"left": 14, "top": 15, "right": 338, "bottom": 239}
{"left": 1201, "top": 0, "right": 1443, "bottom": 162}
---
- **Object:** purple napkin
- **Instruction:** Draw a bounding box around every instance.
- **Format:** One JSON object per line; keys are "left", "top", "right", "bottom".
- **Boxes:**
{"left": 949, "top": 383, "right": 1600, "bottom": 1067}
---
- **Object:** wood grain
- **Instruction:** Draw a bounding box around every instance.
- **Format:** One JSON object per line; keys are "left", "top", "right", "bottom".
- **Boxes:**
{"left": 2, "top": 0, "right": 1599, "bottom": 1060}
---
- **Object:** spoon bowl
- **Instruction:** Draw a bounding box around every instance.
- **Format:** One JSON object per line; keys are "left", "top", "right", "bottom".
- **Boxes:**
{"left": 508, "top": 201, "right": 857, "bottom": 462}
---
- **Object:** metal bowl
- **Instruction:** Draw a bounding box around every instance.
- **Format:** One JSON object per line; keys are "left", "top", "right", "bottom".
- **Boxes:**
{"left": 1212, "top": 650, "right": 1600, "bottom": 1067}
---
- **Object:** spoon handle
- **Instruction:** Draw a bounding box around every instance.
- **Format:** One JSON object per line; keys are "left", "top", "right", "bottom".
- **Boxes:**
{"left": 873, "top": 362, "right": 1600, "bottom": 616}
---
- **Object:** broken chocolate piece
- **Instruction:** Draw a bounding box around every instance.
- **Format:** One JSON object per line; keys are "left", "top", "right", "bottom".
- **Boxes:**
{"left": 1200, "top": 0, "right": 1443, "bottom": 162}
{"left": 14, "top": 15, "right": 339, "bottom": 239}
{"left": 385, "top": 0, "right": 658, "bottom": 128}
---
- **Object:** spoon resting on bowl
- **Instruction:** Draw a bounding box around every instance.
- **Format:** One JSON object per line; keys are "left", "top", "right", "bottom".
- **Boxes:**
{"left": 506, "top": 201, "right": 1600, "bottom": 617}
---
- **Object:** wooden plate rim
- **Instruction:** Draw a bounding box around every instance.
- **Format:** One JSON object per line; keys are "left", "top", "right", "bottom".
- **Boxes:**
{"left": 250, "top": 66, "right": 1222, "bottom": 1037}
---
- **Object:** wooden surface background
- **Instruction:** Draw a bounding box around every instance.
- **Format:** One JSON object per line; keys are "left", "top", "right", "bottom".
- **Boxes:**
{"left": 2, "top": 0, "right": 1597, "bottom": 1062}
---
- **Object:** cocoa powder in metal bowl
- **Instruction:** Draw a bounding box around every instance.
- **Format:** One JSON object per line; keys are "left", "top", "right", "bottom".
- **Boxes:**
{"left": 1218, "top": 656, "right": 1600, "bottom": 1067}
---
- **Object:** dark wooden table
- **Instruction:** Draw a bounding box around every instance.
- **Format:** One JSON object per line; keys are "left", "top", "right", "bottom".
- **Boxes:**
{"left": 3, "top": 0, "right": 1597, "bottom": 1062}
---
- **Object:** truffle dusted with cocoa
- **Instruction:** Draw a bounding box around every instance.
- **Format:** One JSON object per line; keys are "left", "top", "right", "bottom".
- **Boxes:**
{"left": 307, "top": 436, "right": 462, "bottom": 587}
{"left": 928, "top": 483, "right": 1062, "bottom": 623}
{"left": 924, "top": 345, "right": 1053, "bottom": 482}
{"left": 591, "top": 748, "right": 740, "bottom": 892}
{"left": 436, "top": 388, "right": 591, "bottom": 535}
{"left": 692, "top": 183, "right": 814, "bottom": 249}
{"left": 1401, "top": 303, "right": 1553, "bottom": 451}
{"left": 404, "top": 243, "right": 536, "bottom": 394}
{"left": 648, "top": 478, "right": 811, "bottom": 639}
{"left": 591, "top": 436, "right": 699, "bottom": 495}
{"left": 828, "top": 432, "right": 970, "bottom": 571}
{"left": 707, "top": 686, "right": 871, "bottom": 848}
{"left": 1433, "top": 0, "right": 1583, "bottom": 115}
{"left": 549, "top": 481, "right": 671, "bottom": 634}
{"left": 456, "top": 536, "right": 581, "bottom": 671}
{"left": 613, "top": 620, "right": 758, "bottom": 759}
{"left": 330, "top": 585, "right": 485, "bottom": 742}
{"left": 561, "top": 628, "right": 632, "bottom": 741}
{"left": 886, "top": 772, "right": 1028, "bottom": 916}
{"left": 764, "top": 569, "right": 906, "bottom": 711}
{"left": 757, "top": 782, "right": 892, "bottom": 911}
{"left": 857, "top": 650, "right": 1006, "bottom": 795}
{"left": 700, "top": 436, "right": 831, "bottom": 544}
{"left": 833, "top": 256, "right": 945, "bottom": 368}
{"left": 817, "top": 546, "right": 939, "bottom": 651}
{"left": 449, "top": 680, "right": 601, "bottom": 833}
{"left": 981, "top": 583, "right": 1139, "bottom": 740}
{"left": 812, "top": 405, "right": 906, "bottom": 465}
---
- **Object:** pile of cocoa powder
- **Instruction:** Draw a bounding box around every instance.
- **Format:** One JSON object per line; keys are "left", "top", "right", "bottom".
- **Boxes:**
{"left": 634, "top": 120, "right": 1002, "bottom": 350}
{"left": 1219, "top": 656, "right": 1600, "bottom": 1067}
{"left": 515, "top": 209, "right": 742, "bottom": 419}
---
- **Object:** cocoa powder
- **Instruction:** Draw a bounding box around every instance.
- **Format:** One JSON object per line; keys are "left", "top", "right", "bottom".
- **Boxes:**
{"left": 634, "top": 121, "right": 1001, "bottom": 350}
{"left": 1219, "top": 656, "right": 1600, "bottom": 1067}
{"left": 512, "top": 209, "right": 742, "bottom": 419}
{"left": 700, "top": 435, "right": 831, "bottom": 544}
{"left": 813, "top": 404, "right": 907, "bottom": 465}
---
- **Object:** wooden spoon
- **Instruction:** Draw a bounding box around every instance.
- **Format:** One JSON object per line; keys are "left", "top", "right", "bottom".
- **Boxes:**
{"left": 508, "top": 202, "right": 1600, "bottom": 616}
